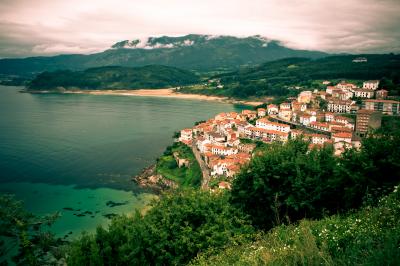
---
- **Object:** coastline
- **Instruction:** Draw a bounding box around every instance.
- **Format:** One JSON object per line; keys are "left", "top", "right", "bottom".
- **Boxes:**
{"left": 24, "top": 88, "right": 264, "bottom": 106}
{"left": 132, "top": 163, "right": 178, "bottom": 193}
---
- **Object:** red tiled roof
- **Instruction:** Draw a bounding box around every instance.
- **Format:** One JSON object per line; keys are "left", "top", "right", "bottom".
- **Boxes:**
{"left": 333, "top": 132, "right": 352, "bottom": 138}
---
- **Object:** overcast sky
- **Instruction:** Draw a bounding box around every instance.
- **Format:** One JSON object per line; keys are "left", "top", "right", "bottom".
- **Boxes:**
{"left": 0, "top": 0, "right": 399, "bottom": 58}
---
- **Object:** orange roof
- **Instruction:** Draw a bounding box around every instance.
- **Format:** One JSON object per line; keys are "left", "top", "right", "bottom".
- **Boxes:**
{"left": 331, "top": 126, "right": 352, "bottom": 133}
{"left": 255, "top": 128, "right": 289, "bottom": 136}
{"left": 256, "top": 118, "right": 270, "bottom": 123}
{"left": 329, "top": 121, "right": 345, "bottom": 126}
{"left": 204, "top": 152, "right": 214, "bottom": 157}
{"left": 333, "top": 132, "right": 352, "bottom": 139}
{"left": 263, "top": 121, "right": 290, "bottom": 127}
{"left": 310, "top": 122, "right": 329, "bottom": 127}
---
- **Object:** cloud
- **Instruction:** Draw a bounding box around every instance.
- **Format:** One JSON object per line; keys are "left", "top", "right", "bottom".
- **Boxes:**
{"left": 0, "top": 0, "right": 399, "bottom": 58}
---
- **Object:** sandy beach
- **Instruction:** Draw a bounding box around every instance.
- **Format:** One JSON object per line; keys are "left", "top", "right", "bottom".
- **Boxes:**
{"left": 30, "top": 88, "right": 265, "bottom": 106}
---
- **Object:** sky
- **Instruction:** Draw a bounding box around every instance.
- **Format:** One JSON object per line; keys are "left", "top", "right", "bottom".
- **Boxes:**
{"left": 0, "top": 0, "right": 399, "bottom": 58}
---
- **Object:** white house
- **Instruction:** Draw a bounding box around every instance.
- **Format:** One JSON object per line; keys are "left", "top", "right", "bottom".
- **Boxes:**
{"left": 179, "top": 128, "right": 193, "bottom": 144}
{"left": 280, "top": 102, "right": 291, "bottom": 109}
{"left": 257, "top": 108, "right": 266, "bottom": 117}
{"left": 211, "top": 145, "right": 238, "bottom": 156}
{"left": 327, "top": 99, "right": 354, "bottom": 113}
{"left": 299, "top": 114, "right": 316, "bottom": 126}
{"left": 205, "top": 132, "right": 225, "bottom": 144}
{"left": 255, "top": 118, "right": 291, "bottom": 133}
{"left": 278, "top": 108, "right": 292, "bottom": 121}
{"left": 297, "top": 91, "right": 313, "bottom": 103}
{"left": 363, "top": 80, "right": 380, "bottom": 90}
{"left": 353, "top": 89, "right": 374, "bottom": 98}
{"left": 306, "top": 134, "right": 330, "bottom": 145}
{"left": 196, "top": 138, "right": 211, "bottom": 153}
{"left": 309, "top": 122, "right": 330, "bottom": 132}
{"left": 332, "top": 132, "right": 352, "bottom": 144}
{"left": 267, "top": 104, "right": 279, "bottom": 115}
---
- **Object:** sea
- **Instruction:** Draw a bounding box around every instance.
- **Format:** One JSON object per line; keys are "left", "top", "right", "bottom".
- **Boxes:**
{"left": 0, "top": 85, "right": 246, "bottom": 238}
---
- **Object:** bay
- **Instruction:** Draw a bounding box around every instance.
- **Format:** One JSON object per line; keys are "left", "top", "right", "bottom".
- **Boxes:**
{"left": 0, "top": 85, "right": 246, "bottom": 236}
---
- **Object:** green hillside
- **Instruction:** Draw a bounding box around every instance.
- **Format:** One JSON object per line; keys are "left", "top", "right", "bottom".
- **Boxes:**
{"left": 179, "top": 54, "right": 400, "bottom": 98}
{"left": 192, "top": 187, "right": 400, "bottom": 265}
{"left": 0, "top": 35, "right": 327, "bottom": 76}
{"left": 27, "top": 65, "right": 199, "bottom": 90}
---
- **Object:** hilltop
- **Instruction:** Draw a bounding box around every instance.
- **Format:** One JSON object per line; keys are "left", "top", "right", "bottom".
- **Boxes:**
{"left": 179, "top": 54, "right": 400, "bottom": 98}
{"left": 27, "top": 65, "right": 199, "bottom": 90}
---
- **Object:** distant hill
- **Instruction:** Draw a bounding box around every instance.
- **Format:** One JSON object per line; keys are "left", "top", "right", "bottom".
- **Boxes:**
{"left": 27, "top": 65, "right": 199, "bottom": 90}
{"left": 194, "top": 54, "right": 400, "bottom": 98}
{"left": 0, "top": 34, "right": 327, "bottom": 76}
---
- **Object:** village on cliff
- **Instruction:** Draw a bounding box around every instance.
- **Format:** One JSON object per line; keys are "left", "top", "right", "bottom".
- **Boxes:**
{"left": 177, "top": 80, "right": 399, "bottom": 190}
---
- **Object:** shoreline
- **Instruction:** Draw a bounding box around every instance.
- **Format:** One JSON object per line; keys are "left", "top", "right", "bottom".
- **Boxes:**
{"left": 24, "top": 88, "right": 264, "bottom": 106}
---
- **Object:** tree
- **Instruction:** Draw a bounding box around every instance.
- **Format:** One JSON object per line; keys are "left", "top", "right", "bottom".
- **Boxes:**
{"left": 0, "top": 194, "right": 63, "bottom": 265}
{"left": 231, "top": 133, "right": 400, "bottom": 230}
{"left": 67, "top": 189, "right": 254, "bottom": 265}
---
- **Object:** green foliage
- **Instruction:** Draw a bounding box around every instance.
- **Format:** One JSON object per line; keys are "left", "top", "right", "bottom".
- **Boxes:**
{"left": 0, "top": 194, "right": 63, "bottom": 265}
{"left": 337, "top": 132, "right": 400, "bottom": 208}
{"left": 27, "top": 65, "right": 199, "bottom": 90}
{"left": 210, "top": 54, "right": 400, "bottom": 98}
{"left": 67, "top": 189, "right": 255, "bottom": 265}
{"left": 231, "top": 139, "right": 339, "bottom": 229}
{"left": 380, "top": 76, "right": 400, "bottom": 96}
{"left": 231, "top": 133, "right": 400, "bottom": 229}
{"left": 381, "top": 115, "right": 400, "bottom": 134}
{"left": 156, "top": 142, "right": 202, "bottom": 187}
{"left": 192, "top": 186, "right": 400, "bottom": 266}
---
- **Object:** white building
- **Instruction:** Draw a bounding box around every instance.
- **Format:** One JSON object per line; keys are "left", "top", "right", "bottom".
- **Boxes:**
{"left": 363, "top": 80, "right": 380, "bottom": 90}
{"left": 280, "top": 102, "right": 291, "bottom": 109}
{"left": 353, "top": 89, "right": 374, "bottom": 98}
{"left": 297, "top": 91, "right": 313, "bottom": 103}
{"left": 255, "top": 118, "right": 291, "bottom": 133}
{"left": 179, "top": 128, "right": 193, "bottom": 144}
{"left": 327, "top": 99, "right": 354, "bottom": 113}
{"left": 196, "top": 138, "right": 211, "bottom": 153}
{"left": 211, "top": 145, "right": 238, "bottom": 156}
{"left": 267, "top": 104, "right": 279, "bottom": 115}
{"left": 332, "top": 132, "right": 352, "bottom": 144}
{"left": 307, "top": 134, "right": 330, "bottom": 145}
{"left": 278, "top": 108, "right": 292, "bottom": 121}
{"left": 257, "top": 108, "right": 266, "bottom": 117}
{"left": 299, "top": 114, "right": 316, "bottom": 126}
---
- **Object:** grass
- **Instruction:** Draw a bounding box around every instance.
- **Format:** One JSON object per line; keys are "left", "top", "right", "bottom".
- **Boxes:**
{"left": 156, "top": 142, "right": 202, "bottom": 188}
{"left": 191, "top": 185, "right": 400, "bottom": 265}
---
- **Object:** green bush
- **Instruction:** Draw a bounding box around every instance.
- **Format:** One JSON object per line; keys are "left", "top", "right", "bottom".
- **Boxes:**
{"left": 67, "top": 189, "right": 255, "bottom": 265}
{"left": 231, "top": 133, "right": 400, "bottom": 229}
{"left": 192, "top": 186, "right": 400, "bottom": 266}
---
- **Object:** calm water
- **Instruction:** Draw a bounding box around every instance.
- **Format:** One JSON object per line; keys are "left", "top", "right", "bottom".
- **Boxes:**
{"left": 0, "top": 86, "right": 244, "bottom": 236}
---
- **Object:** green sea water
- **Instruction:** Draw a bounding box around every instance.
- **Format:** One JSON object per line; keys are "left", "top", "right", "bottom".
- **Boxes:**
{"left": 0, "top": 85, "right": 246, "bottom": 237}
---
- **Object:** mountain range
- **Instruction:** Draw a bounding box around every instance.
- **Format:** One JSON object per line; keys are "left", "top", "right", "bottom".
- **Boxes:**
{"left": 0, "top": 34, "right": 328, "bottom": 76}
